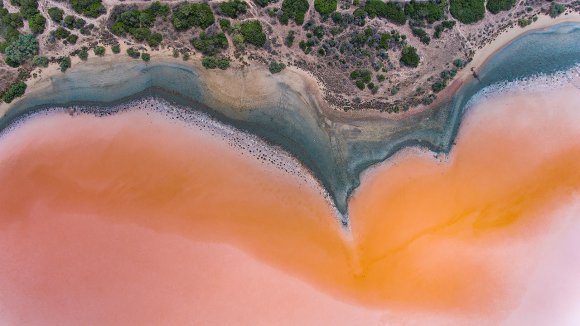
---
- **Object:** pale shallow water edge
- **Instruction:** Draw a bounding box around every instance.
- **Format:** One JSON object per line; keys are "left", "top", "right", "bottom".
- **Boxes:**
{"left": 1, "top": 23, "right": 579, "bottom": 223}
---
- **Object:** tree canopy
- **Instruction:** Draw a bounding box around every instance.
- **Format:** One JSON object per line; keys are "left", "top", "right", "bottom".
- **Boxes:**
{"left": 172, "top": 3, "right": 215, "bottom": 30}
{"left": 4, "top": 34, "right": 38, "bottom": 66}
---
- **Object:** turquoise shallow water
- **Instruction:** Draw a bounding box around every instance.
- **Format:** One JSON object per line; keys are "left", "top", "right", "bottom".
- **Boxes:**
{"left": 2, "top": 22, "right": 579, "bottom": 223}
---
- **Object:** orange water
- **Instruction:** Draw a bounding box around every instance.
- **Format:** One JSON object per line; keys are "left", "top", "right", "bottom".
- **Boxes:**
{"left": 1, "top": 87, "right": 579, "bottom": 324}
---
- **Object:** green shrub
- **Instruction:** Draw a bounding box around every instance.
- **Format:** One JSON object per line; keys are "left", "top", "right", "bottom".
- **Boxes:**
{"left": 219, "top": 18, "right": 231, "bottom": 32}
{"left": 355, "top": 80, "right": 365, "bottom": 90}
{"left": 70, "top": 0, "right": 105, "bottom": 17}
{"left": 191, "top": 32, "right": 228, "bottom": 55}
{"left": 412, "top": 27, "right": 430, "bottom": 44}
{"left": 279, "top": 0, "right": 309, "bottom": 25}
{"left": 400, "top": 46, "right": 419, "bottom": 67}
{"left": 314, "top": 0, "right": 337, "bottom": 15}
{"left": 66, "top": 33, "right": 78, "bottom": 44}
{"left": 93, "top": 45, "right": 105, "bottom": 56}
{"left": 549, "top": 2, "right": 565, "bottom": 17}
{"left": 240, "top": 20, "right": 266, "bottom": 47}
{"left": 450, "top": 0, "right": 484, "bottom": 24}
{"left": 147, "top": 32, "right": 163, "bottom": 47}
{"left": 112, "top": 44, "right": 121, "bottom": 54}
{"left": 28, "top": 13, "right": 45, "bottom": 33}
{"left": 518, "top": 18, "right": 530, "bottom": 27}
{"left": 433, "top": 20, "right": 455, "bottom": 38}
{"left": 32, "top": 55, "right": 48, "bottom": 67}
{"left": 64, "top": 15, "right": 75, "bottom": 28}
{"left": 219, "top": 0, "right": 247, "bottom": 18}
{"left": 74, "top": 17, "right": 86, "bottom": 29}
{"left": 486, "top": 0, "right": 515, "bottom": 14}
{"left": 404, "top": 0, "right": 445, "bottom": 23}
{"left": 285, "top": 30, "right": 295, "bottom": 46}
{"left": 59, "top": 56, "right": 71, "bottom": 72}
{"left": 141, "top": 52, "right": 150, "bottom": 61}
{"left": 172, "top": 3, "right": 215, "bottom": 30}
{"left": 126, "top": 47, "right": 140, "bottom": 58}
{"left": 431, "top": 80, "right": 446, "bottom": 92}
{"left": 269, "top": 61, "right": 286, "bottom": 73}
{"left": 53, "top": 27, "right": 70, "bottom": 39}
{"left": 202, "top": 56, "right": 230, "bottom": 69}
{"left": 78, "top": 48, "right": 88, "bottom": 60}
{"left": 47, "top": 7, "right": 64, "bottom": 22}
{"left": 253, "top": 0, "right": 270, "bottom": 7}
{"left": 4, "top": 34, "right": 38, "bottom": 66}
{"left": 2, "top": 81, "right": 26, "bottom": 103}
{"left": 364, "top": 0, "right": 406, "bottom": 25}
{"left": 453, "top": 58, "right": 464, "bottom": 68}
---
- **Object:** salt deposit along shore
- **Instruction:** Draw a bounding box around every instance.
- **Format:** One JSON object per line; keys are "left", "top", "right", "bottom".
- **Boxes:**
{"left": 0, "top": 69, "right": 580, "bottom": 324}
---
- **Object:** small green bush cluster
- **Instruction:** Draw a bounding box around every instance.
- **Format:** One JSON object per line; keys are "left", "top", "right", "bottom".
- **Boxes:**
{"left": 141, "top": 52, "right": 150, "bottom": 61}
{"left": 450, "top": 0, "right": 485, "bottom": 24}
{"left": 59, "top": 56, "right": 71, "bottom": 72}
{"left": 219, "top": 0, "right": 247, "bottom": 18}
{"left": 112, "top": 44, "right": 121, "bottom": 53}
{"left": 412, "top": 27, "right": 430, "bottom": 44}
{"left": 111, "top": 2, "right": 168, "bottom": 47}
{"left": 78, "top": 48, "right": 89, "bottom": 60}
{"left": 70, "top": 0, "right": 105, "bottom": 18}
{"left": 314, "top": 0, "right": 337, "bottom": 15}
{"left": 2, "top": 81, "right": 26, "bottom": 103}
{"left": 219, "top": 18, "right": 232, "bottom": 32}
{"left": 269, "top": 61, "right": 286, "bottom": 73}
{"left": 0, "top": 5, "right": 22, "bottom": 54}
{"left": 453, "top": 58, "right": 464, "bottom": 68}
{"left": 93, "top": 45, "right": 105, "bottom": 56}
{"left": 253, "top": 0, "right": 271, "bottom": 7}
{"left": 433, "top": 20, "right": 455, "bottom": 38}
{"left": 518, "top": 18, "right": 531, "bottom": 27}
{"left": 64, "top": 15, "right": 85, "bottom": 29}
{"left": 486, "top": 0, "right": 515, "bottom": 14}
{"left": 350, "top": 69, "right": 372, "bottom": 90}
{"left": 240, "top": 20, "right": 266, "bottom": 47}
{"left": 549, "top": 2, "right": 565, "bottom": 17}
{"left": 431, "top": 68, "right": 457, "bottom": 92}
{"left": 191, "top": 32, "right": 228, "bottom": 55}
{"left": 47, "top": 7, "right": 64, "bottom": 22}
{"left": 126, "top": 47, "right": 140, "bottom": 58}
{"left": 32, "top": 55, "right": 48, "bottom": 67}
{"left": 364, "top": 0, "right": 406, "bottom": 25}
{"left": 404, "top": 0, "right": 446, "bottom": 23}
{"left": 202, "top": 56, "right": 230, "bottom": 69}
{"left": 172, "top": 3, "right": 215, "bottom": 30}
{"left": 285, "top": 30, "right": 295, "bottom": 47}
{"left": 400, "top": 46, "right": 420, "bottom": 67}
{"left": 279, "top": 0, "right": 309, "bottom": 25}
{"left": 10, "top": 0, "right": 45, "bottom": 33}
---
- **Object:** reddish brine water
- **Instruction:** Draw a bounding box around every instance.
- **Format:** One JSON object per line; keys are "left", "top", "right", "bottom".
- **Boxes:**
{"left": 1, "top": 86, "right": 579, "bottom": 324}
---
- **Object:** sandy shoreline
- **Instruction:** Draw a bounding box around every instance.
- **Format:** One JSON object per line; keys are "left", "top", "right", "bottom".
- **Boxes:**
{"left": 2, "top": 14, "right": 578, "bottom": 119}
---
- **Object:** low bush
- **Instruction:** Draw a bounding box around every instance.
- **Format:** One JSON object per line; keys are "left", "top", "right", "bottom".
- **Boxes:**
{"left": 400, "top": 46, "right": 420, "bottom": 67}
{"left": 2, "top": 81, "right": 27, "bottom": 103}
{"left": 240, "top": 20, "right": 266, "bottom": 47}
{"left": 219, "top": 0, "right": 247, "bottom": 18}
{"left": 202, "top": 56, "right": 230, "bottom": 69}
{"left": 269, "top": 61, "right": 286, "bottom": 73}
{"left": 450, "top": 0, "right": 485, "bottom": 24}
{"left": 59, "top": 56, "right": 71, "bottom": 72}
{"left": 172, "top": 3, "right": 215, "bottom": 30}
{"left": 314, "top": 0, "right": 337, "bottom": 15}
